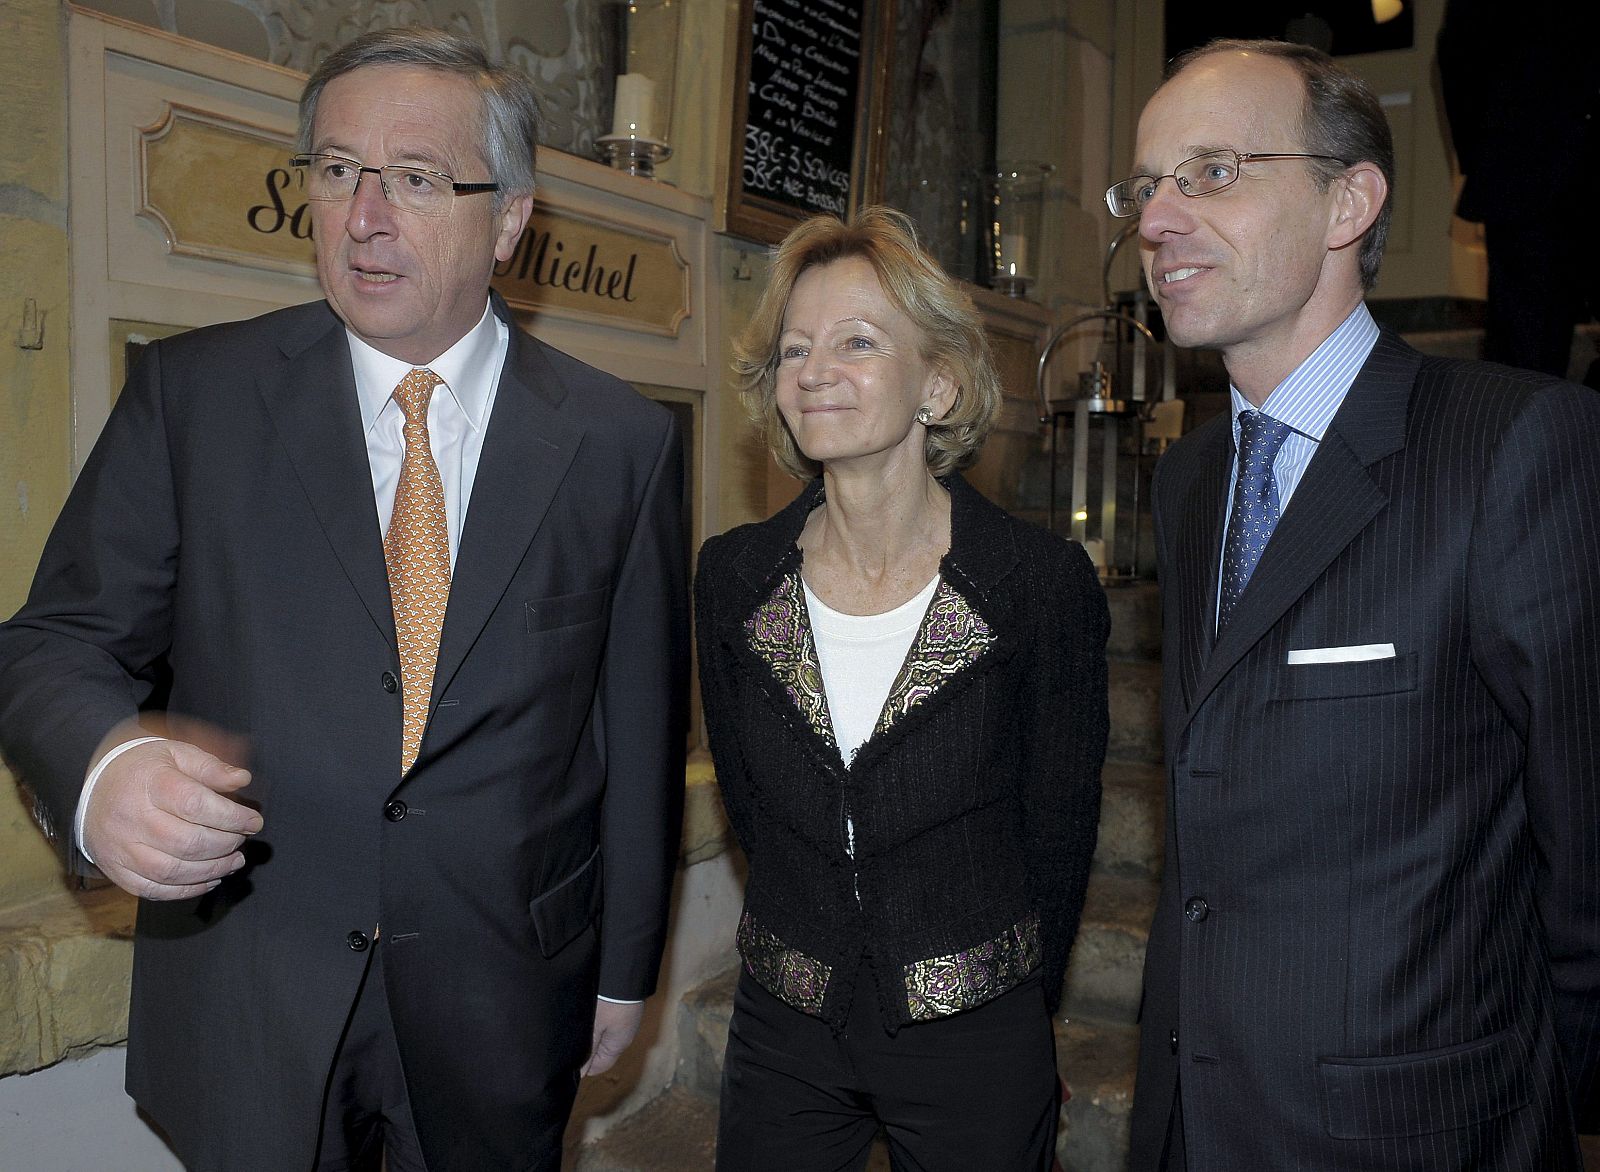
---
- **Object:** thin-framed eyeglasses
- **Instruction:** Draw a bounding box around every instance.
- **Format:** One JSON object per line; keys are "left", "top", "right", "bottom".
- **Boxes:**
{"left": 1104, "top": 149, "right": 1351, "bottom": 218}
{"left": 289, "top": 153, "right": 500, "bottom": 216}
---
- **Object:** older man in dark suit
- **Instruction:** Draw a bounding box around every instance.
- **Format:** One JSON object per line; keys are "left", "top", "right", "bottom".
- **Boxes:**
{"left": 0, "top": 27, "right": 686, "bottom": 1172}
{"left": 1110, "top": 39, "right": 1600, "bottom": 1171}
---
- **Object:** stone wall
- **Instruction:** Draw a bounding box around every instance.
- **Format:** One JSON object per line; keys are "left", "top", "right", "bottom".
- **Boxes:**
{"left": 0, "top": 0, "right": 75, "bottom": 910}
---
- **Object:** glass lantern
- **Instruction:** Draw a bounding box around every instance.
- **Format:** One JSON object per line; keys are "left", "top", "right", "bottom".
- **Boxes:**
{"left": 982, "top": 162, "right": 1053, "bottom": 298}
{"left": 597, "top": 1, "right": 680, "bottom": 178}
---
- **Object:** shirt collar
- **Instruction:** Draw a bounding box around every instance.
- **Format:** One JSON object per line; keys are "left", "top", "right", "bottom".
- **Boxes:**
{"left": 1228, "top": 303, "right": 1380, "bottom": 443}
{"left": 349, "top": 299, "right": 502, "bottom": 435}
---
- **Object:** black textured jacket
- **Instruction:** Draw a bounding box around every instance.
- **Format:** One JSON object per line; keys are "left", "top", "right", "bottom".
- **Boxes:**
{"left": 695, "top": 473, "right": 1109, "bottom": 1030}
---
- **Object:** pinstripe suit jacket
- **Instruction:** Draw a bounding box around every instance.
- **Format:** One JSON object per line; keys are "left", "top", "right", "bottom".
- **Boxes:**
{"left": 1130, "top": 330, "right": 1600, "bottom": 1170}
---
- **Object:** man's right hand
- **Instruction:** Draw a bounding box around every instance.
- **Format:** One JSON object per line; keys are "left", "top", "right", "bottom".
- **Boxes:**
{"left": 83, "top": 738, "right": 262, "bottom": 900}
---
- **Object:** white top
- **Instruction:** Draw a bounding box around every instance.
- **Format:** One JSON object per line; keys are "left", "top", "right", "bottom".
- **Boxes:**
{"left": 803, "top": 573, "right": 940, "bottom": 763}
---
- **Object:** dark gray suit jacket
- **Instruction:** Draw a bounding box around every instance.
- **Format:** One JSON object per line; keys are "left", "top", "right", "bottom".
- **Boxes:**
{"left": 1130, "top": 331, "right": 1600, "bottom": 1169}
{"left": 0, "top": 296, "right": 688, "bottom": 1171}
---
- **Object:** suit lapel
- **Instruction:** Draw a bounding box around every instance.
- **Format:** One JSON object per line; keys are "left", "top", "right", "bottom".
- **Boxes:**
{"left": 727, "top": 475, "right": 1015, "bottom": 768}
{"left": 856, "top": 477, "right": 1015, "bottom": 761}
{"left": 743, "top": 568, "right": 837, "bottom": 750}
{"left": 259, "top": 306, "right": 395, "bottom": 647}
{"left": 1168, "top": 418, "right": 1232, "bottom": 717}
{"left": 739, "top": 565, "right": 1002, "bottom": 757}
{"left": 725, "top": 481, "right": 843, "bottom": 767}
{"left": 1181, "top": 331, "right": 1418, "bottom": 733}
{"left": 872, "top": 579, "right": 995, "bottom": 741}
{"left": 432, "top": 320, "right": 582, "bottom": 703}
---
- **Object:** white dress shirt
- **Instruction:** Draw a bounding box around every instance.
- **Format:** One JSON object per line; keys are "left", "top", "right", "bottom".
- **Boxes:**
{"left": 350, "top": 301, "right": 507, "bottom": 568}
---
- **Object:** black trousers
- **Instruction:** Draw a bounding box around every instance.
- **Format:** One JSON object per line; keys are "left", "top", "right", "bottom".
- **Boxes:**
{"left": 1483, "top": 218, "right": 1581, "bottom": 380}
{"left": 1158, "top": 1089, "right": 1187, "bottom": 1172}
{"left": 313, "top": 947, "right": 428, "bottom": 1172}
{"left": 717, "top": 969, "right": 1060, "bottom": 1171}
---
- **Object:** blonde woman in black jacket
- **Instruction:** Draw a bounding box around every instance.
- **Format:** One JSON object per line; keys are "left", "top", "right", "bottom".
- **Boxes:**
{"left": 696, "top": 207, "right": 1109, "bottom": 1170}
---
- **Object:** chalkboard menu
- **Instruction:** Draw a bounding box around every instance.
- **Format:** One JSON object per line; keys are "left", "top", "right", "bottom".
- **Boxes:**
{"left": 722, "top": 0, "right": 890, "bottom": 244}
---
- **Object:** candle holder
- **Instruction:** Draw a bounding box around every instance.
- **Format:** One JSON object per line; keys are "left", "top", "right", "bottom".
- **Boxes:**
{"left": 981, "top": 162, "right": 1054, "bottom": 298}
{"left": 599, "top": 1, "right": 680, "bottom": 179}
{"left": 595, "top": 134, "right": 673, "bottom": 178}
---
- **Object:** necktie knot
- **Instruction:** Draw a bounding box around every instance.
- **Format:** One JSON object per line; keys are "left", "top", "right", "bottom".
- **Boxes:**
{"left": 1237, "top": 410, "right": 1293, "bottom": 474}
{"left": 393, "top": 368, "right": 443, "bottom": 425}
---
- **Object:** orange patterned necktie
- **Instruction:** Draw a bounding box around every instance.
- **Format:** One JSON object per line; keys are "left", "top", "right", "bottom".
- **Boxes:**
{"left": 384, "top": 368, "right": 451, "bottom": 774}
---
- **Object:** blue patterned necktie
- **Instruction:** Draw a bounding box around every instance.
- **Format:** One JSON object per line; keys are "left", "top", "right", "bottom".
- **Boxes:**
{"left": 1218, "top": 410, "right": 1293, "bottom": 632}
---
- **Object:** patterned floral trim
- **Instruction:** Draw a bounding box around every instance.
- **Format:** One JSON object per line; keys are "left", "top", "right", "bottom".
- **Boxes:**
{"left": 736, "top": 910, "right": 832, "bottom": 1015}
{"left": 903, "top": 913, "right": 1043, "bottom": 1021}
{"left": 875, "top": 579, "right": 994, "bottom": 738}
{"left": 743, "top": 572, "right": 834, "bottom": 745}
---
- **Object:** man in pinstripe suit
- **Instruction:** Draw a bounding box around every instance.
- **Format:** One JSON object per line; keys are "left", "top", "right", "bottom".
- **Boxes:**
{"left": 1116, "top": 39, "right": 1600, "bottom": 1170}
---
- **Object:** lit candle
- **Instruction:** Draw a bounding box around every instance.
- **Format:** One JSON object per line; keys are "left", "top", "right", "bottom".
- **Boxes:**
{"left": 1001, "top": 232, "right": 1028, "bottom": 277}
{"left": 611, "top": 73, "right": 656, "bottom": 139}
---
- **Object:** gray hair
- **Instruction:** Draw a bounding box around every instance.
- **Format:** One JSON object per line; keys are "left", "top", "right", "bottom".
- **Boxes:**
{"left": 1167, "top": 38, "right": 1395, "bottom": 291}
{"left": 297, "top": 26, "right": 542, "bottom": 206}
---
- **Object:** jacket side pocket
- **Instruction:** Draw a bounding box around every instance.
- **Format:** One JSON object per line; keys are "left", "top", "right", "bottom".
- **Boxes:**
{"left": 529, "top": 845, "right": 602, "bottom": 958}
{"left": 1318, "top": 1026, "right": 1531, "bottom": 1139}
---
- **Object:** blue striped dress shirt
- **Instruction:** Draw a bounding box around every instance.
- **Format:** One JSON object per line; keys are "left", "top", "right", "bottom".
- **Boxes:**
{"left": 1217, "top": 303, "right": 1381, "bottom": 616}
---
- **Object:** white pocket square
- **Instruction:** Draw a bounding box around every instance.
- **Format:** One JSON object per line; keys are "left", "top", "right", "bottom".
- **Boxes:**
{"left": 1286, "top": 643, "right": 1396, "bottom": 665}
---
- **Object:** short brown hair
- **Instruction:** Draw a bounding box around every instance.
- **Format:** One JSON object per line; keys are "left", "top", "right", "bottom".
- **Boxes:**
{"left": 1167, "top": 38, "right": 1395, "bottom": 290}
{"left": 733, "top": 206, "right": 1001, "bottom": 480}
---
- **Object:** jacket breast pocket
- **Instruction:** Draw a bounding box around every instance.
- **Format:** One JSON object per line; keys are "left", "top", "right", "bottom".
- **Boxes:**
{"left": 1318, "top": 1026, "right": 1531, "bottom": 1140}
{"left": 525, "top": 587, "right": 609, "bottom": 634}
{"left": 529, "top": 846, "right": 602, "bottom": 958}
{"left": 1276, "top": 651, "right": 1418, "bottom": 701}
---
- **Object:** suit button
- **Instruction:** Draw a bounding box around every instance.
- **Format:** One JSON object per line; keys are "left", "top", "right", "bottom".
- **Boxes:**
{"left": 384, "top": 800, "right": 407, "bottom": 822}
{"left": 381, "top": 671, "right": 398, "bottom": 693}
{"left": 1169, "top": 1029, "right": 1179, "bottom": 1055}
{"left": 1184, "top": 896, "right": 1209, "bottom": 922}
{"left": 346, "top": 930, "right": 369, "bottom": 952}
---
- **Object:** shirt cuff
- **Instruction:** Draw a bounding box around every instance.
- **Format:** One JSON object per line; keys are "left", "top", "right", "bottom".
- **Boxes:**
{"left": 596, "top": 995, "right": 643, "bottom": 1005}
{"left": 76, "top": 736, "right": 167, "bottom": 865}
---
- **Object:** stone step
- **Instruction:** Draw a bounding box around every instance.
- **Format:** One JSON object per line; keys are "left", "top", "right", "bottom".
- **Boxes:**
{"left": 1107, "top": 657, "right": 1162, "bottom": 764}
{"left": 616, "top": 969, "right": 1143, "bottom": 1172}
{"left": 571, "top": 1087, "right": 718, "bottom": 1172}
{"left": 573, "top": 1084, "right": 896, "bottom": 1171}
{"left": 675, "top": 967, "right": 736, "bottom": 1102}
{"left": 1104, "top": 581, "right": 1160, "bottom": 661}
{"left": 0, "top": 885, "right": 136, "bottom": 1077}
{"left": 1057, "top": 1017, "right": 1140, "bottom": 1172}
{"left": 1061, "top": 871, "right": 1156, "bottom": 1025}
{"left": 1094, "top": 759, "right": 1164, "bottom": 880}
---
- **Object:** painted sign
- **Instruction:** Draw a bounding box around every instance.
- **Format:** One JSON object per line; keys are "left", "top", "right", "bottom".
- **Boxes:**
{"left": 136, "top": 103, "right": 690, "bottom": 336}
{"left": 491, "top": 210, "right": 690, "bottom": 338}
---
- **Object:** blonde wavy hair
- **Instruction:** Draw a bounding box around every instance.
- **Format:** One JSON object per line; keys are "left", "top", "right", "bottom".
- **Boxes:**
{"left": 732, "top": 206, "right": 1002, "bottom": 481}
